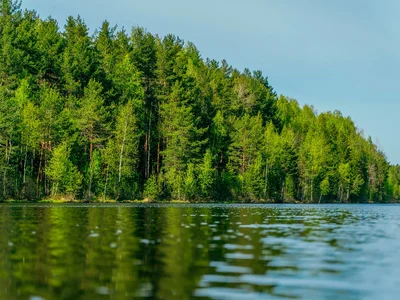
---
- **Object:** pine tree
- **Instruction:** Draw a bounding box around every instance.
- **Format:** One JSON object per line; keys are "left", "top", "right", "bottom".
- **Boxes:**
{"left": 76, "top": 79, "right": 107, "bottom": 198}
{"left": 160, "top": 82, "right": 206, "bottom": 199}
{"left": 62, "top": 16, "right": 95, "bottom": 95}
{"left": 229, "top": 113, "right": 263, "bottom": 198}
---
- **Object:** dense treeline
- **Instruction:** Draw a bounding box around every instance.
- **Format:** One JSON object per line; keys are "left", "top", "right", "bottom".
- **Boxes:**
{"left": 0, "top": 0, "right": 398, "bottom": 202}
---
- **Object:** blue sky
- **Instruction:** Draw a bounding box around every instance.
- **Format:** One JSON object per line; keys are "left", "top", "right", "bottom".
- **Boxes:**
{"left": 23, "top": 0, "right": 400, "bottom": 164}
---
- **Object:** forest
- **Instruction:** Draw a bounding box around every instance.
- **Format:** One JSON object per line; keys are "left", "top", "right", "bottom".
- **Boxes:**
{"left": 1, "top": 0, "right": 400, "bottom": 203}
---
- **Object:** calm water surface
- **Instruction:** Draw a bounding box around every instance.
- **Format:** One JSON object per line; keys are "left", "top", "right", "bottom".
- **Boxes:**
{"left": 1, "top": 204, "right": 400, "bottom": 299}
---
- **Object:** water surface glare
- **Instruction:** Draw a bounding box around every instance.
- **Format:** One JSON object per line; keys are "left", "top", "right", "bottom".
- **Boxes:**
{"left": 0, "top": 203, "right": 399, "bottom": 299}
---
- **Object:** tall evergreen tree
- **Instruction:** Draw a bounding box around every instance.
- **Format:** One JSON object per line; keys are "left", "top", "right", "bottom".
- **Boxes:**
{"left": 76, "top": 79, "right": 107, "bottom": 197}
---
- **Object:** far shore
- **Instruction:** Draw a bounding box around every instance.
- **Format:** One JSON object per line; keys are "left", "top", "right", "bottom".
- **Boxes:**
{"left": 0, "top": 199, "right": 398, "bottom": 204}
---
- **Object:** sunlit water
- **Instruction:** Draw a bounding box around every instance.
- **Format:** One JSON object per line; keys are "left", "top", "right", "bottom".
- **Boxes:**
{"left": 1, "top": 204, "right": 400, "bottom": 299}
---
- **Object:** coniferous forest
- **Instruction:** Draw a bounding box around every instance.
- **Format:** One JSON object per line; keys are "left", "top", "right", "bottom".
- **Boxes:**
{"left": 1, "top": 0, "right": 399, "bottom": 203}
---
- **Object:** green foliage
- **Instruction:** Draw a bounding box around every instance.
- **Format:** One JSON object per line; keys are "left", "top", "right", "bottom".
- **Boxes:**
{"left": 320, "top": 177, "right": 330, "bottom": 199}
{"left": 386, "top": 165, "right": 400, "bottom": 200}
{"left": 284, "top": 175, "right": 296, "bottom": 202}
{"left": 143, "top": 175, "right": 161, "bottom": 200}
{"left": 46, "top": 143, "right": 82, "bottom": 197}
{"left": 0, "top": 2, "right": 394, "bottom": 203}
{"left": 62, "top": 15, "right": 94, "bottom": 95}
{"left": 199, "top": 150, "right": 216, "bottom": 199}
{"left": 76, "top": 79, "right": 107, "bottom": 197}
{"left": 183, "top": 163, "right": 197, "bottom": 200}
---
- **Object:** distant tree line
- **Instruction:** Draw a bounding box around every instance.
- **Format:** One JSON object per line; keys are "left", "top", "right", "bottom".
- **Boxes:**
{"left": 0, "top": 0, "right": 398, "bottom": 202}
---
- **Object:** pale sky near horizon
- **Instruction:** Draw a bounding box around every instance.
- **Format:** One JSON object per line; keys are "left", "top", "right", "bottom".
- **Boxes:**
{"left": 22, "top": 0, "right": 400, "bottom": 164}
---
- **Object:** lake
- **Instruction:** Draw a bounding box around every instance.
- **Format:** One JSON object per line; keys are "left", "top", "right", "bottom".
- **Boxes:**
{"left": 0, "top": 204, "right": 400, "bottom": 299}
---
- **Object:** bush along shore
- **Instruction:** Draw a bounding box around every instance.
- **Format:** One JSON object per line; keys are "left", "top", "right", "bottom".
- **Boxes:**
{"left": 1, "top": 0, "right": 400, "bottom": 203}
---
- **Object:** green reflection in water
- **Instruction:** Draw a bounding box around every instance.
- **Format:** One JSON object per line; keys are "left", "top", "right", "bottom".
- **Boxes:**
{"left": 0, "top": 204, "right": 398, "bottom": 299}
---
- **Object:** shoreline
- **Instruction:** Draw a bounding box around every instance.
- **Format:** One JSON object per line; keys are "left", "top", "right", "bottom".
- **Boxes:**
{"left": 0, "top": 199, "right": 398, "bottom": 204}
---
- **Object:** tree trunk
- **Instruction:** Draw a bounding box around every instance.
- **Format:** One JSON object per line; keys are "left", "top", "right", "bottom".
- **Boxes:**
{"left": 242, "top": 153, "right": 245, "bottom": 175}
{"left": 241, "top": 152, "right": 246, "bottom": 192}
{"left": 118, "top": 119, "right": 128, "bottom": 183}
{"left": 23, "top": 145, "right": 28, "bottom": 185}
{"left": 147, "top": 110, "right": 151, "bottom": 178}
{"left": 3, "top": 139, "right": 9, "bottom": 198}
{"left": 264, "top": 163, "right": 268, "bottom": 201}
{"left": 303, "top": 183, "right": 307, "bottom": 201}
{"left": 44, "top": 150, "right": 49, "bottom": 196}
{"left": 88, "top": 137, "right": 93, "bottom": 197}
{"left": 31, "top": 149, "right": 34, "bottom": 178}
{"left": 311, "top": 178, "right": 313, "bottom": 202}
{"left": 37, "top": 144, "right": 43, "bottom": 195}
{"left": 156, "top": 141, "right": 161, "bottom": 175}
{"left": 103, "top": 169, "right": 109, "bottom": 201}
{"left": 2, "top": 169, "right": 6, "bottom": 198}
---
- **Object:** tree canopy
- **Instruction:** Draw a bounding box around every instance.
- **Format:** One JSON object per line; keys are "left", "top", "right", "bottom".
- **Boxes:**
{"left": 0, "top": 0, "right": 396, "bottom": 202}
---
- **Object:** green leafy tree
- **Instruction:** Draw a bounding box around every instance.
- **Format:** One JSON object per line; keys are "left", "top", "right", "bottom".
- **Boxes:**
{"left": 229, "top": 114, "right": 263, "bottom": 193}
{"left": 199, "top": 150, "right": 216, "bottom": 199}
{"left": 76, "top": 79, "right": 107, "bottom": 197}
{"left": 62, "top": 16, "right": 95, "bottom": 95}
{"left": 35, "top": 17, "right": 63, "bottom": 85}
{"left": 183, "top": 163, "right": 197, "bottom": 200}
{"left": 143, "top": 174, "right": 161, "bottom": 200}
{"left": 299, "top": 129, "right": 330, "bottom": 202}
{"left": 160, "top": 82, "right": 206, "bottom": 199}
{"left": 46, "top": 142, "right": 82, "bottom": 198}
